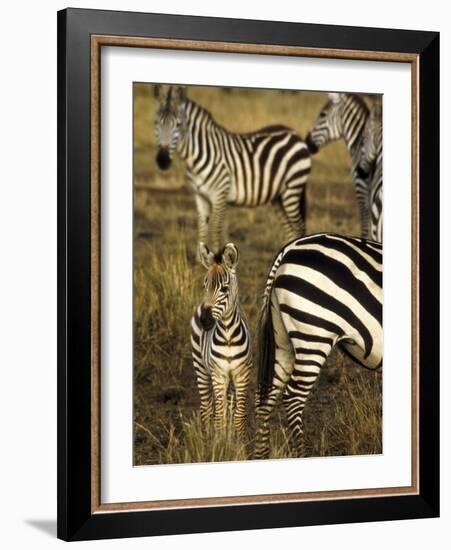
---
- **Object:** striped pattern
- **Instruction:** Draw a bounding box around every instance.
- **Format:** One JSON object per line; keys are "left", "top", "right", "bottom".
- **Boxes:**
{"left": 368, "top": 164, "right": 382, "bottom": 241}
{"left": 306, "top": 93, "right": 374, "bottom": 238}
{"left": 191, "top": 243, "right": 252, "bottom": 438}
{"left": 155, "top": 86, "right": 311, "bottom": 251}
{"left": 358, "top": 102, "right": 383, "bottom": 241}
{"left": 255, "top": 233, "right": 382, "bottom": 458}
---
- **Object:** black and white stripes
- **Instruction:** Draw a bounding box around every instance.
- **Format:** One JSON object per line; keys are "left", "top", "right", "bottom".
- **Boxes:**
{"left": 255, "top": 233, "right": 382, "bottom": 458}
{"left": 155, "top": 86, "right": 311, "bottom": 250}
{"left": 306, "top": 93, "right": 376, "bottom": 239}
{"left": 191, "top": 243, "right": 252, "bottom": 438}
{"left": 149, "top": 85, "right": 384, "bottom": 458}
{"left": 358, "top": 101, "right": 383, "bottom": 241}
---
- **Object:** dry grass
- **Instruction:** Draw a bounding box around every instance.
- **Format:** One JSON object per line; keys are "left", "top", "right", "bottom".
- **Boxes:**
{"left": 133, "top": 84, "right": 382, "bottom": 465}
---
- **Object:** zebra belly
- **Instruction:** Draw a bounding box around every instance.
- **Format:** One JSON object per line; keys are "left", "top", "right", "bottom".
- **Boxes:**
{"left": 339, "top": 333, "right": 383, "bottom": 369}
{"left": 226, "top": 175, "right": 280, "bottom": 207}
{"left": 204, "top": 341, "right": 250, "bottom": 376}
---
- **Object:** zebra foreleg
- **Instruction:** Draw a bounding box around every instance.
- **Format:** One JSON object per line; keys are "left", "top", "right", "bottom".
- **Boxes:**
{"left": 194, "top": 193, "right": 211, "bottom": 249}
{"left": 354, "top": 176, "right": 370, "bottom": 238}
{"left": 211, "top": 371, "right": 229, "bottom": 432}
{"left": 232, "top": 363, "right": 251, "bottom": 441}
{"left": 193, "top": 362, "right": 214, "bottom": 431}
{"left": 209, "top": 192, "right": 228, "bottom": 252}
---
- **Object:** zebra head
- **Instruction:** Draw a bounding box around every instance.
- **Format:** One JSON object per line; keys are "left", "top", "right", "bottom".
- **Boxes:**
{"left": 306, "top": 92, "right": 344, "bottom": 154}
{"left": 198, "top": 242, "right": 239, "bottom": 330}
{"left": 154, "top": 85, "right": 187, "bottom": 170}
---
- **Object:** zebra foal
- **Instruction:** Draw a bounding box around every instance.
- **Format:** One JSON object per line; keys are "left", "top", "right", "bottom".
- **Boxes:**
{"left": 254, "top": 233, "right": 382, "bottom": 458}
{"left": 190, "top": 242, "right": 252, "bottom": 438}
{"left": 154, "top": 85, "right": 311, "bottom": 251}
{"left": 306, "top": 93, "right": 375, "bottom": 238}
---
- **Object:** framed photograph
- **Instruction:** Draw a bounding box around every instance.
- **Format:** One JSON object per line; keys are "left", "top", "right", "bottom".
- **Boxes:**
{"left": 57, "top": 8, "right": 439, "bottom": 541}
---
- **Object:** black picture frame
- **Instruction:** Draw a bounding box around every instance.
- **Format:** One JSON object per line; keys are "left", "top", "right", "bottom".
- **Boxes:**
{"left": 57, "top": 7, "right": 439, "bottom": 541}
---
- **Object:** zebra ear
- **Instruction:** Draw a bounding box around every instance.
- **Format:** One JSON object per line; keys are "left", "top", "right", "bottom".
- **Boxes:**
{"left": 153, "top": 84, "right": 162, "bottom": 99}
{"left": 223, "top": 243, "right": 239, "bottom": 270}
{"left": 199, "top": 242, "right": 214, "bottom": 269}
{"left": 328, "top": 92, "right": 341, "bottom": 104}
{"left": 172, "top": 86, "right": 187, "bottom": 104}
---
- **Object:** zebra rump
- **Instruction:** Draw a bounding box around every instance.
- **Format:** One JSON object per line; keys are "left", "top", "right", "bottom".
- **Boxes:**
{"left": 257, "top": 233, "right": 382, "bottom": 402}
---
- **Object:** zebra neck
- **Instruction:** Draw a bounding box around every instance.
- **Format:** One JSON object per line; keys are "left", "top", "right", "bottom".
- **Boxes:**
{"left": 341, "top": 100, "right": 369, "bottom": 161}
{"left": 342, "top": 123, "right": 365, "bottom": 160}
{"left": 177, "top": 99, "right": 226, "bottom": 166}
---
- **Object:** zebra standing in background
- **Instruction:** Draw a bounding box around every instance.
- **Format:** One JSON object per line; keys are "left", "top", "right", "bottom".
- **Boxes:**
{"left": 306, "top": 93, "right": 374, "bottom": 238}
{"left": 357, "top": 101, "right": 383, "bottom": 241}
{"left": 154, "top": 85, "right": 311, "bottom": 251}
{"left": 254, "top": 233, "right": 382, "bottom": 459}
{"left": 191, "top": 242, "right": 252, "bottom": 438}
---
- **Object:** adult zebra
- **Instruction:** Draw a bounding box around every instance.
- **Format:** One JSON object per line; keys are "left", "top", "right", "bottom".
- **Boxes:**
{"left": 191, "top": 242, "right": 252, "bottom": 438}
{"left": 357, "top": 101, "right": 383, "bottom": 242}
{"left": 254, "top": 233, "right": 382, "bottom": 459}
{"left": 306, "top": 93, "right": 374, "bottom": 238}
{"left": 154, "top": 86, "right": 311, "bottom": 251}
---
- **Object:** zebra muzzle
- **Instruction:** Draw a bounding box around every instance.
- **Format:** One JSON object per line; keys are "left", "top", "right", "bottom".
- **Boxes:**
{"left": 305, "top": 133, "right": 319, "bottom": 154}
{"left": 200, "top": 306, "right": 215, "bottom": 331}
{"left": 156, "top": 148, "right": 172, "bottom": 170}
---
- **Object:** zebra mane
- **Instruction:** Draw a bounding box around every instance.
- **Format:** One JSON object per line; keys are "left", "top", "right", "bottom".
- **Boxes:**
{"left": 185, "top": 99, "right": 228, "bottom": 133}
{"left": 345, "top": 93, "right": 370, "bottom": 111}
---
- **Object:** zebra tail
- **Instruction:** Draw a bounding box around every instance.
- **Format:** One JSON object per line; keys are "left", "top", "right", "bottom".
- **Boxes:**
{"left": 257, "top": 289, "right": 276, "bottom": 403}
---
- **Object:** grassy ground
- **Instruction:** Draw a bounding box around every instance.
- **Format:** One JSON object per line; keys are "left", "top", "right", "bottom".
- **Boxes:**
{"left": 133, "top": 84, "right": 382, "bottom": 465}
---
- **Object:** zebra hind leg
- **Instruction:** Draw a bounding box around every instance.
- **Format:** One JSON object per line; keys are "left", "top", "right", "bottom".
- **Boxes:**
{"left": 254, "top": 345, "right": 293, "bottom": 460}
{"left": 271, "top": 198, "right": 299, "bottom": 242}
{"left": 282, "top": 342, "right": 331, "bottom": 457}
{"left": 278, "top": 186, "right": 306, "bottom": 240}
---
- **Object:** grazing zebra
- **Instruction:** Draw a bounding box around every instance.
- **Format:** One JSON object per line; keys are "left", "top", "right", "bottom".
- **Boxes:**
{"left": 190, "top": 242, "right": 252, "bottom": 438}
{"left": 306, "top": 93, "right": 373, "bottom": 238}
{"left": 154, "top": 85, "right": 311, "bottom": 251}
{"left": 357, "top": 101, "right": 383, "bottom": 241}
{"left": 254, "top": 233, "right": 382, "bottom": 458}
{"left": 368, "top": 162, "right": 382, "bottom": 242}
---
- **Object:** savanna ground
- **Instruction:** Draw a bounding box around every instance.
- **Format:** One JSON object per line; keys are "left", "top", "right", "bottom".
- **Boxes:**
{"left": 133, "top": 84, "right": 382, "bottom": 465}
